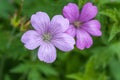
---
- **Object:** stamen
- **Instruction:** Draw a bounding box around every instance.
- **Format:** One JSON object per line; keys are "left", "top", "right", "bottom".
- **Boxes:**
{"left": 43, "top": 33, "right": 51, "bottom": 42}
{"left": 73, "top": 21, "right": 81, "bottom": 28}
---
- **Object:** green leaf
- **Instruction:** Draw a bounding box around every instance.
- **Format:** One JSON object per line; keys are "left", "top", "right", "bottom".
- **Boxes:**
{"left": 100, "top": 9, "right": 118, "bottom": 22}
{"left": 66, "top": 73, "right": 83, "bottom": 80}
{"left": 82, "top": 47, "right": 112, "bottom": 80}
{"left": 37, "top": 63, "right": 58, "bottom": 76}
{"left": 100, "top": 9, "right": 120, "bottom": 41}
{"left": 91, "top": 47, "right": 113, "bottom": 69}
{"left": 99, "top": 15, "right": 109, "bottom": 44}
{"left": 83, "top": 56, "right": 108, "bottom": 80}
{"left": 109, "top": 57, "right": 120, "bottom": 80}
{"left": 109, "top": 42, "right": 120, "bottom": 60}
{"left": 83, "top": 57, "right": 108, "bottom": 80}
{"left": 28, "top": 69, "right": 43, "bottom": 80}
{"left": 10, "top": 63, "right": 30, "bottom": 73}
{"left": 108, "top": 23, "right": 120, "bottom": 41}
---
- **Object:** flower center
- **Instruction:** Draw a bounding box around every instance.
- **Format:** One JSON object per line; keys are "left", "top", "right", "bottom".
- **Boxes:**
{"left": 42, "top": 33, "right": 51, "bottom": 42}
{"left": 73, "top": 21, "right": 81, "bottom": 28}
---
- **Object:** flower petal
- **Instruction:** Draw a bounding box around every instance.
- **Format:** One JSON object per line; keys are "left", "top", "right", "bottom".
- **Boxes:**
{"left": 50, "top": 15, "right": 69, "bottom": 34}
{"left": 31, "top": 12, "right": 50, "bottom": 34}
{"left": 21, "top": 30, "right": 42, "bottom": 50}
{"left": 38, "top": 43, "right": 56, "bottom": 63}
{"left": 76, "top": 29, "right": 93, "bottom": 50}
{"left": 63, "top": 3, "right": 79, "bottom": 23}
{"left": 79, "top": 2, "right": 98, "bottom": 22}
{"left": 82, "top": 20, "right": 102, "bottom": 36}
{"left": 52, "top": 33, "right": 75, "bottom": 52}
{"left": 65, "top": 25, "right": 76, "bottom": 37}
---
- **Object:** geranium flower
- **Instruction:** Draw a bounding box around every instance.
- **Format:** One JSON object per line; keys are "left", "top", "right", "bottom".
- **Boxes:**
{"left": 63, "top": 2, "right": 102, "bottom": 50}
{"left": 21, "top": 12, "right": 75, "bottom": 63}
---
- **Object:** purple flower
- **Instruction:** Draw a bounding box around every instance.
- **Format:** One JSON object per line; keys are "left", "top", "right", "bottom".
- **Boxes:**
{"left": 21, "top": 12, "right": 75, "bottom": 63}
{"left": 63, "top": 2, "right": 102, "bottom": 50}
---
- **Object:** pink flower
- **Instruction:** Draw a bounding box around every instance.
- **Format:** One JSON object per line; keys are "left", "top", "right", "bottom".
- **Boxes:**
{"left": 21, "top": 12, "right": 75, "bottom": 63}
{"left": 63, "top": 2, "right": 102, "bottom": 50}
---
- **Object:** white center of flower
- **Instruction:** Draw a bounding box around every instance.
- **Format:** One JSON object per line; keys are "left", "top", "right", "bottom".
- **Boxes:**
{"left": 73, "top": 21, "right": 81, "bottom": 28}
{"left": 42, "top": 33, "right": 52, "bottom": 42}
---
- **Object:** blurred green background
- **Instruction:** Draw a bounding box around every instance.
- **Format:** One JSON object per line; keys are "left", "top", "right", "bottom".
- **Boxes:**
{"left": 0, "top": 0, "right": 120, "bottom": 80}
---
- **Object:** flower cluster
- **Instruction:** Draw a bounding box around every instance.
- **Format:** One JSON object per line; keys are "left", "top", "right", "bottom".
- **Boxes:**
{"left": 21, "top": 2, "right": 102, "bottom": 63}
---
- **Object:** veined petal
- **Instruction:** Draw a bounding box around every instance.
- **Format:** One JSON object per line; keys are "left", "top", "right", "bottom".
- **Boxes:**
{"left": 21, "top": 30, "right": 42, "bottom": 50}
{"left": 31, "top": 12, "right": 50, "bottom": 34}
{"left": 50, "top": 15, "right": 69, "bottom": 34}
{"left": 52, "top": 33, "right": 75, "bottom": 52}
{"left": 38, "top": 43, "right": 56, "bottom": 63}
{"left": 82, "top": 20, "right": 102, "bottom": 36}
{"left": 79, "top": 2, "right": 98, "bottom": 22}
{"left": 63, "top": 3, "right": 79, "bottom": 23}
{"left": 76, "top": 29, "right": 93, "bottom": 50}
{"left": 65, "top": 25, "right": 76, "bottom": 37}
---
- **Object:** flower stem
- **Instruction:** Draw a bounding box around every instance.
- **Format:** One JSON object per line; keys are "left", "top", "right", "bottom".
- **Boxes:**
{"left": 6, "top": 28, "right": 16, "bottom": 49}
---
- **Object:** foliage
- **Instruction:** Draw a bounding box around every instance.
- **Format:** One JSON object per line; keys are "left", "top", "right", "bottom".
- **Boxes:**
{"left": 0, "top": 0, "right": 120, "bottom": 80}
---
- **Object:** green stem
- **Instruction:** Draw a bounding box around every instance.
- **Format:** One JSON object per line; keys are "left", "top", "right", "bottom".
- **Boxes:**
{"left": 6, "top": 28, "right": 16, "bottom": 49}
{"left": 17, "top": 0, "right": 24, "bottom": 19}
